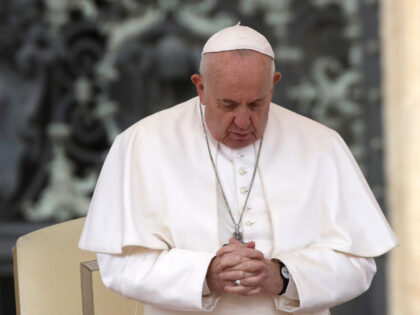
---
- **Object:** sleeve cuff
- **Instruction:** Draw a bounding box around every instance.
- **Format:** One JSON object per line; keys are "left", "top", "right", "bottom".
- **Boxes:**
{"left": 201, "top": 279, "right": 221, "bottom": 311}
{"left": 202, "top": 294, "right": 221, "bottom": 311}
{"left": 200, "top": 255, "right": 220, "bottom": 311}
{"left": 284, "top": 274, "right": 299, "bottom": 300}
{"left": 272, "top": 256, "right": 301, "bottom": 312}
{"left": 202, "top": 278, "right": 211, "bottom": 296}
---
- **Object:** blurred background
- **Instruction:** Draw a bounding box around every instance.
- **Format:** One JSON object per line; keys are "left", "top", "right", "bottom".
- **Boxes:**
{"left": 0, "top": 0, "right": 418, "bottom": 314}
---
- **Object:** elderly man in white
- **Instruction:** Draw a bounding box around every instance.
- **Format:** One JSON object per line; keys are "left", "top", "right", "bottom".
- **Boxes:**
{"left": 79, "top": 24, "right": 398, "bottom": 315}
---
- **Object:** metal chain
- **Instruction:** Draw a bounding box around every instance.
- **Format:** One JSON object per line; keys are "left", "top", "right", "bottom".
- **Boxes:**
{"left": 199, "top": 103, "right": 263, "bottom": 238}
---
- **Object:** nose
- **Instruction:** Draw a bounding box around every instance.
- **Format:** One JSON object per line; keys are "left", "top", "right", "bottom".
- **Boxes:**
{"left": 233, "top": 109, "right": 251, "bottom": 129}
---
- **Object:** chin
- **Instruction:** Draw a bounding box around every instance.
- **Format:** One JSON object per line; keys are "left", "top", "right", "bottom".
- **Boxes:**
{"left": 223, "top": 139, "right": 256, "bottom": 149}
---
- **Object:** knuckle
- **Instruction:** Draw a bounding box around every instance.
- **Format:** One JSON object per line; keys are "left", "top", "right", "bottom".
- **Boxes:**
{"left": 252, "top": 264, "right": 262, "bottom": 272}
{"left": 227, "top": 272, "right": 236, "bottom": 280}
{"left": 219, "top": 257, "right": 229, "bottom": 269}
{"left": 222, "top": 255, "right": 231, "bottom": 264}
{"left": 251, "top": 278, "right": 260, "bottom": 286}
{"left": 249, "top": 261, "right": 259, "bottom": 270}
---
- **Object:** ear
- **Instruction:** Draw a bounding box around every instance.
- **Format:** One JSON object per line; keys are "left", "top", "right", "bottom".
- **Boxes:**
{"left": 273, "top": 72, "right": 282, "bottom": 84}
{"left": 269, "top": 72, "right": 282, "bottom": 95}
{"left": 191, "top": 74, "right": 206, "bottom": 105}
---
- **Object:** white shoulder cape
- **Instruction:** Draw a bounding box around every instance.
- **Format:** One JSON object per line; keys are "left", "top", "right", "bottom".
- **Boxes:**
{"left": 79, "top": 97, "right": 398, "bottom": 257}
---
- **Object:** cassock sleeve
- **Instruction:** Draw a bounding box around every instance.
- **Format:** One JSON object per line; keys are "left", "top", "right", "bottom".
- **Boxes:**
{"left": 269, "top": 130, "right": 397, "bottom": 312}
{"left": 79, "top": 131, "right": 220, "bottom": 311}
{"left": 97, "top": 248, "right": 219, "bottom": 311}
{"left": 273, "top": 251, "right": 376, "bottom": 312}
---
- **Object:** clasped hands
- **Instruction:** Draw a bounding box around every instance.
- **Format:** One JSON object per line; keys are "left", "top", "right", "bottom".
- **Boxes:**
{"left": 206, "top": 237, "right": 283, "bottom": 296}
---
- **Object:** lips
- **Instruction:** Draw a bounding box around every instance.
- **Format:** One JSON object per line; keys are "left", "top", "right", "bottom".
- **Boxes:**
{"left": 232, "top": 131, "right": 249, "bottom": 136}
{"left": 230, "top": 131, "right": 251, "bottom": 140}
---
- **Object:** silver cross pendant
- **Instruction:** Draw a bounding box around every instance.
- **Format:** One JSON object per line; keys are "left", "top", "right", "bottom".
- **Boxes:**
{"left": 222, "top": 229, "right": 244, "bottom": 246}
{"left": 233, "top": 227, "right": 243, "bottom": 243}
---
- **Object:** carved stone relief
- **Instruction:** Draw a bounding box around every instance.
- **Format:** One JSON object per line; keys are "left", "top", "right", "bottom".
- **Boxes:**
{"left": 0, "top": 1, "right": 386, "bottom": 315}
{"left": 0, "top": 0, "right": 383, "bottom": 223}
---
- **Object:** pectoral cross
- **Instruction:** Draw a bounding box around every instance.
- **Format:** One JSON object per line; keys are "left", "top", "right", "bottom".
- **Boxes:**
{"left": 233, "top": 225, "right": 243, "bottom": 243}
{"left": 223, "top": 227, "right": 244, "bottom": 246}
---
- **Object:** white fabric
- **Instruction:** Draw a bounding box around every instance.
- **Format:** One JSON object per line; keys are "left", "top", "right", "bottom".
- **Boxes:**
{"left": 97, "top": 249, "right": 217, "bottom": 312}
{"left": 213, "top": 136, "right": 299, "bottom": 300}
{"left": 214, "top": 139, "right": 273, "bottom": 253}
{"left": 97, "top": 250, "right": 374, "bottom": 314}
{"left": 80, "top": 97, "right": 398, "bottom": 313}
{"left": 142, "top": 299, "right": 331, "bottom": 315}
{"left": 97, "top": 136, "right": 306, "bottom": 315}
{"left": 202, "top": 23, "right": 275, "bottom": 59}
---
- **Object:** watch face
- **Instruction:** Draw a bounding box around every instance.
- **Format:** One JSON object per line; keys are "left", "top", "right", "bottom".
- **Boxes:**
{"left": 281, "top": 266, "right": 290, "bottom": 279}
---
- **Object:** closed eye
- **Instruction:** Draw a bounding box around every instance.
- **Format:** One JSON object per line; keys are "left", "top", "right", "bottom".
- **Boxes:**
{"left": 248, "top": 102, "right": 260, "bottom": 110}
{"left": 217, "top": 99, "right": 239, "bottom": 111}
{"left": 248, "top": 99, "right": 265, "bottom": 110}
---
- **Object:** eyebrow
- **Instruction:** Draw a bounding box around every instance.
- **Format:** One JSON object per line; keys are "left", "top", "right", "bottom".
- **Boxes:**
{"left": 217, "top": 97, "right": 265, "bottom": 105}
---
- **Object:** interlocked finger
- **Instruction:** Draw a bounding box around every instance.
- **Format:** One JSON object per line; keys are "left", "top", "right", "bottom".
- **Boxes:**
{"left": 219, "top": 270, "right": 254, "bottom": 282}
{"left": 238, "top": 272, "right": 266, "bottom": 288}
{"left": 217, "top": 245, "right": 264, "bottom": 260}
{"left": 224, "top": 259, "right": 266, "bottom": 273}
{"left": 243, "top": 287, "right": 262, "bottom": 296}
{"left": 216, "top": 253, "right": 252, "bottom": 272}
{"left": 224, "top": 283, "right": 262, "bottom": 296}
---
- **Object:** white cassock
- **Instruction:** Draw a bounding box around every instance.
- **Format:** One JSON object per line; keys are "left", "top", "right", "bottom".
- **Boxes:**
{"left": 79, "top": 97, "right": 398, "bottom": 314}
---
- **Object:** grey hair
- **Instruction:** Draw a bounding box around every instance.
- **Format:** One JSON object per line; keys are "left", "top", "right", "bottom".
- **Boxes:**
{"left": 199, "top": 49, "right": 275, "bottom": 80}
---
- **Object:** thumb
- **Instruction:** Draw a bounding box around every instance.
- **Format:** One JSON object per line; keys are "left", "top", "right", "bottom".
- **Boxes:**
{"left": 228, "top": 238, "right": 256, "bottom": 249}
{"left": 245, "top": 241, "right": 255, "bottom": 249}
{"left": 229, "top": 237, "right": 242, "bottom": 245}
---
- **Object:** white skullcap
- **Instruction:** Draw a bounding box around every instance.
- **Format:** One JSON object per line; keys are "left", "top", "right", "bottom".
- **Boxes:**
{"left": 202, "top": 22, "right": 274, "bottom": 59}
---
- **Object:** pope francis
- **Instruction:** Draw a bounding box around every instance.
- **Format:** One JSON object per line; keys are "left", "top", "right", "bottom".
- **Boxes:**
{"left": 79, "top": 24, "right": 398, "bottom": 315}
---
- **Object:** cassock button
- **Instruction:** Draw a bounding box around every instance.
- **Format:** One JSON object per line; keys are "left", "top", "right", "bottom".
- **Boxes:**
{"left": 235, "top": 152, "right": 244, "bottom": 158}
{"left": 238, "top": 167, "right": 247, "bottom": 175}
{"left": 240, "top": 186, "right": 249, "bottom": 194}
{"left": 245, "top": 221, "right": 255, "bottom": 226}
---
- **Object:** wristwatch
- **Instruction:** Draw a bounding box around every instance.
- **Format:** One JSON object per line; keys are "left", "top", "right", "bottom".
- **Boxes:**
{"left": 278, "top": 261, "right": 290, "bottom": 295}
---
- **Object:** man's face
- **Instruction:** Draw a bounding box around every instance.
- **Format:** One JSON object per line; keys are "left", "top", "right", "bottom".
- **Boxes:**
{"left": 192, "top": 51, "right": 281, "bottom": 149}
